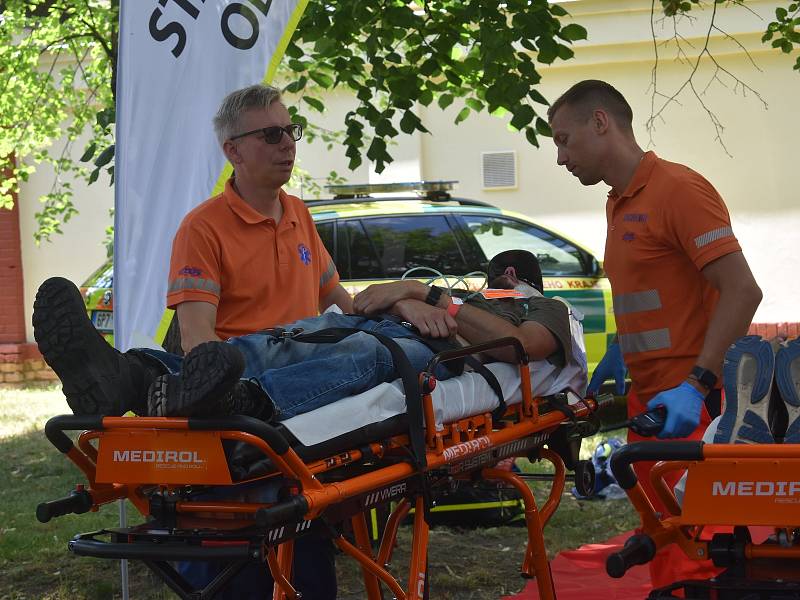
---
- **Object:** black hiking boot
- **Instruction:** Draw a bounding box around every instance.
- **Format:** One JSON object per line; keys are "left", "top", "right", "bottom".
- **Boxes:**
{"left": 32, "top": 277, "right": 164, "bottom": 416}
{"left": 147, "top": 341, "right": 269, "bottom": 418}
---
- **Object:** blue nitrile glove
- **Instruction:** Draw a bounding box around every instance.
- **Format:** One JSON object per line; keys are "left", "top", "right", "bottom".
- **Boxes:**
{"left": 586, "top": 342, "right": 627, "bottom": 397}
{"left": 646, "top": 382, "right": 704, "bottom": 439}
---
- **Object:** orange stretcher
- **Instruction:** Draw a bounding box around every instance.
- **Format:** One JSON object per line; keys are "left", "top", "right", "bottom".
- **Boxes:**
{"left": 607, "top": 440, "right": 800, "bottom": 598}
{"left": 36, "top": 338, "right": 602, "bottom": 600}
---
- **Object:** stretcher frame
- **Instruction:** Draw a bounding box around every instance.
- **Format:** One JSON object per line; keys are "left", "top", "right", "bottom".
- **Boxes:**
{"left": 607, "top": 440, "right": 800, "bottom": 597}
{"left": 37, "top": 337, "right": 601, "bottom": 600}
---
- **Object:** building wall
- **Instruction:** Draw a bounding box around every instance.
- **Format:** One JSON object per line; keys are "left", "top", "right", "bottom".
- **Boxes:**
{"left": 11, "top": 0, "right": 799, "bottom": 350}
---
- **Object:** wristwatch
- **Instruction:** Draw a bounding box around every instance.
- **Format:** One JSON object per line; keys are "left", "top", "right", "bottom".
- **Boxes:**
{"left": 424, "top": 285, "right": 443, "bottom": 307}
{"left": 690, "top": 365, "right": 718, "bottom": 390}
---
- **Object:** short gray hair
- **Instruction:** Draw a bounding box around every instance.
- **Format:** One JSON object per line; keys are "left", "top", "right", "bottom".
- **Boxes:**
{"left": 213, "top": 84, "right": 283, "bottom": 145}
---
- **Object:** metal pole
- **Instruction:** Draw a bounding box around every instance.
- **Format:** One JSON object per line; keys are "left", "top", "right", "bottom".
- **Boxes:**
{"left": 119, "top": 499, "right": 130, "bottom": 600}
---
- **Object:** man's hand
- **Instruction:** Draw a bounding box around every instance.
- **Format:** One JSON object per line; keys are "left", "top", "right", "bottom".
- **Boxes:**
{"left": 393, "top": 299, "right": 457, "bottom": 339}
{"left": 354, "top": 281, "right": 427, "bottom": 316}
{"left": 646, "top": 381, "right": 705, "bottom": 439}
{"left": 586, "top": 342, "right": 627, "bottom": 397}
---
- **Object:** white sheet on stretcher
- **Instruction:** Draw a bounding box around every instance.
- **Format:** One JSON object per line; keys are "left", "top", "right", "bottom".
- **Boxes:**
{"left": 281, "top": 362, "right": 572, "bottom": 447}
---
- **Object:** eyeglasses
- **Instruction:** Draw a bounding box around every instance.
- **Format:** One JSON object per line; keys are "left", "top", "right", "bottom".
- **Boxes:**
{"left": 229, "top": 123, "right": 303, "bottom": 144}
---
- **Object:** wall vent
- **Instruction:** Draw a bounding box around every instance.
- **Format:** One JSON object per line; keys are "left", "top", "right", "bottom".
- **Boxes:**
{"left": 481, "top": 151, "right": 517, "bottom": 190}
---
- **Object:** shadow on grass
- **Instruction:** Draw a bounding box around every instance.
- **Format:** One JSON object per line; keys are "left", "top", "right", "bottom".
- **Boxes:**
{"left": 0, "top": 426, "right": 172, "bottom": 600}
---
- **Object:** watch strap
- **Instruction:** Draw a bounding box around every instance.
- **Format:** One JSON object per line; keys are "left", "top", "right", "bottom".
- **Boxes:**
{"left": 690, "top": 365, "right": 718, "bottom": 389}
{"left": 425, "top": 285, "right": 443, "bottom": 307}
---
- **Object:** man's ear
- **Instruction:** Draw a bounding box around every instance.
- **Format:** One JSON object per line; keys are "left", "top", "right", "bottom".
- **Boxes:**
{"left": 222, "top": 139, "right": 241, "bottom": 165}
{"left": 591, "top": 109, "right": 610, "bottom": 135}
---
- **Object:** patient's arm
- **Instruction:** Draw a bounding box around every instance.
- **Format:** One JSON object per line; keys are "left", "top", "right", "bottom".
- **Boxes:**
{"left": 176, "top": 301, "right": 221, "bottom": 353}
{"left": 437, "top": 300, "right": 558, "bottom": 364}
{"left": 392, "top": 298, "right": 457, "bottom": 339}
{"left": 353, "top": 281, "right": 428, "bottom": 315}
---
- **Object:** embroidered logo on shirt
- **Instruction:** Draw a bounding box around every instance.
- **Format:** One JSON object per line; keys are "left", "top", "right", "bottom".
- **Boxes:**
{"left": 298, "top": 243, "right": 312, "bottom": 265}
{"left": 623, "top": 213, "right": 648, "bottom": 222}
{"left": 179, "top": 266, "right": 202, "bottom": 276}
{"left": 622, "top": 232, "right": 636, "bottom": 242}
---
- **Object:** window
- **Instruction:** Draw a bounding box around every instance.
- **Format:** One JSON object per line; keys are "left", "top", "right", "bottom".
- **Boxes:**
{"left": 459, "top": 214, "right": 586, "bottom": 276}
{"left": 337, "top": 215, "right": 469, "bottom": 280}
{"left": 315, "top": 221, "right": 335, "bottom": 257}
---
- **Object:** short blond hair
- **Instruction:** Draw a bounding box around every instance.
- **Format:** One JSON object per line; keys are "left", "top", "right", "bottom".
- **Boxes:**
{"left": 213, "top": 84, "right": 282, "bottom": 145}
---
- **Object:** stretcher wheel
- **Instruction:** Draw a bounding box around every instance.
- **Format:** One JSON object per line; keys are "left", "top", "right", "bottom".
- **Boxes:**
{"left": 573, "top": 460, "right": 595, "bottom": 498}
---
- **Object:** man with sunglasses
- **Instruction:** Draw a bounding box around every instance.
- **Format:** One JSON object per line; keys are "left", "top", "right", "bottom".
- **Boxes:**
{"left": 163, "top": 84, "right": 351, "bottom": 600}
{"left": 167, "top": 84, "right": 352, "bottom": 354}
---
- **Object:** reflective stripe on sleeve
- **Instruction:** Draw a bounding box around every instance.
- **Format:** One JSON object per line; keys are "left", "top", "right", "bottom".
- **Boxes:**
{"left": 619, "top": 328, "right": 671, "bottom": 354}
{"left": 319, "top": 259, "right": 337, "bottom": 288}
{"left": 694, "top": 226, "right": 733, "bottom": 249}
{"left": 168, "top": 277, "right": 221, "bottom": 296}
{"left": 613, "top": 289, "right": 661, "bottom": 315}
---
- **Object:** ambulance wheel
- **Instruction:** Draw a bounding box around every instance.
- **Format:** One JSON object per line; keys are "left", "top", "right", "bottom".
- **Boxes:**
{"left": 574, "top": 460, "right": 595, "bottom": 498}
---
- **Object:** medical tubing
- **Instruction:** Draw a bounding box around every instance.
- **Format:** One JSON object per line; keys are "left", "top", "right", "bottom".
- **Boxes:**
{"left": 400, "top": 267, "right": 489, "bottom": 298}
{"left": 255, "top": 496, "right": 309, "bottom": 529}
{"left": 609, "top": 441, "right": 704, "bottom": 490}
{"left": 188, "top": 416, "right": 290, "bottom": 455}
{"left": 605, "top": 534, "right": 657, "bottom": 578}
{"left": 45, "top": 415, "right": 104, "bottom": 453}
{"left": 36, "top": 489, "right": 93, "bottom": 523}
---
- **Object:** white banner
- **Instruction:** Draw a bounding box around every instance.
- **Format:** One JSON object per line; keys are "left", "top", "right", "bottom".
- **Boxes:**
{"left": 114, "top": 0, "right": 306, "bottom": 351}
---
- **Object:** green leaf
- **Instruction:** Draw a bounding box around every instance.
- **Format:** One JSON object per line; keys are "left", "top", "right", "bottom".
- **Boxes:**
{"left": 309, "top": 71, "right": 334, "bottom": 88}
{"left": 79, "top": 142, "right": 96, "bottom": 163}
{"left": 537, "top": 38, "right": 558, "bottom": 64}
{"left": 528, "top": 89, "right": 549, "bottom": 106}
{"left": 438, "top": 94, "right": 454, "bottom": 110}
{"left": 509, "top": 105, "right": 535, "bottom": 130}
{"left": 94, "top": 145, "right": 115, "bottom": 168}
{"left": 465, "top": 98, "right": 484, "bottom": 111}
{"left": 559, "top": 24, "right": 588, "bottom": 42}
{"left": 399, "top": 110, "right": 419, "bottom": 134}
{"left": 454, "top": 106, "right": 471, "bottom": 125}
{"left": 88, "top": 167, "right": 100, "bottom": 185}
{"left": 525, "top": 127, "right": 539, "bottom": 148}
{"left": 303, "top": 96, "right": 325, "bottom": 112}
{"left": 535, "top": 117, "right": 552, "bottom": 137}
{"left": 776, "top": 7, "right": 788, "bottom": 20}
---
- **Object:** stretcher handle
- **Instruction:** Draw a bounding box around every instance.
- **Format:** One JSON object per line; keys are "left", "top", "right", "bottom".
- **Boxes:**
{"left": 45, "top": 415, "right": 104, "bottom": 453}
{"left": 188, "top": 416, "right": 290, "bottom": 455}
{"left": 425, "top": 336, "right": 528, "bottom": 373}
{"left": 36, "top": 489, "right": 93, "bottom": 523}
{"left": 68, "top": 531, "right": 254, "bottom": 561}
{"left": 605, "top": 533, "right": 657, "bottom": 578}
{"left": 610, "top": 441, "right": 703, "bottom": 490}
{"left": 255, "top": 495, "right": 309, "bottom": 529}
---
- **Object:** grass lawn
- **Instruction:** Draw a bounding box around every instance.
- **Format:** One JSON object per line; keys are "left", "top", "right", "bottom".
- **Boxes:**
{"left": 0, "top": 386, "right": 639, "bottom": 600}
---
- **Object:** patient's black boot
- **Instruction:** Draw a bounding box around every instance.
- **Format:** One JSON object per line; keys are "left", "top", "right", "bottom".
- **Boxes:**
{"left": 147, "top": 341, "right": 272, "bottom": 418}
{"left": 32, "top": 277, "right": 165, "bottom": 416}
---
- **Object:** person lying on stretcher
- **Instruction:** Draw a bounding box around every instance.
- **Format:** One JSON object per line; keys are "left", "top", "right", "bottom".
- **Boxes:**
{"left": 33, "top": 250, "right": 586, "bottom": 421}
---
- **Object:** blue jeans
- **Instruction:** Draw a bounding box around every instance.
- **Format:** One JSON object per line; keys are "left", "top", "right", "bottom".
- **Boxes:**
{"left": 143, "top": 313, "right": 452, "bottom": 421}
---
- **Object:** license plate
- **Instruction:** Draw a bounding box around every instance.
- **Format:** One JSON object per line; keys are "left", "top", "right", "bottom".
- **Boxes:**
{"left": 92, "top": 310, "right": 114, "bottom": 332}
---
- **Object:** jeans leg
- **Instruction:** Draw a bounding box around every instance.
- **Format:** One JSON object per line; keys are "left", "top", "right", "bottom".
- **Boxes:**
{"left": 135, "top": 348, "right": 183, "bottom": 374}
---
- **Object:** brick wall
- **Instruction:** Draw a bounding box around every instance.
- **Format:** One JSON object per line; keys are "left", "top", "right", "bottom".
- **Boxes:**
{"left": 0, "top": 181, "right": 25, "bottom": 344}
{"left": 748, "top": 322, "right": 800, "bottom": 341}
{"left": 0, "top": 166, "right": 57, "bottom": 385}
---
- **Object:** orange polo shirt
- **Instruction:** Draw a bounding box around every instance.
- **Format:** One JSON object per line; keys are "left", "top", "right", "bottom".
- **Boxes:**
{"left": 604, "top": 152, "right": 741, "bottom": 401}
{"left": 167, "top": 179, "right": 340, "bottom": 340}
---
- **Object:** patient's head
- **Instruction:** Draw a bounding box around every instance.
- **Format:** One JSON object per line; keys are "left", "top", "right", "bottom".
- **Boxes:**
{"left": 487, "top": 250, "right": 543, "bottom": 294}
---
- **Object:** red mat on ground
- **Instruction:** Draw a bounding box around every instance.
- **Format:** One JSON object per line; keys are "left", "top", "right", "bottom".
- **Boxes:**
{"left": 503, "top": 527, "right": 773, "bottom": 600}
{"left": 502, "top": 531, "right": 651, "bottom": 600}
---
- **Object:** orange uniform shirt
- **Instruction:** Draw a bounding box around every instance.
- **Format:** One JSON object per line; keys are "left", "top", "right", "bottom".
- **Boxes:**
{"left": 604, "top": 152, "right": 741, "bottom": 401}
{"left": 167, "top": 179, "right": 340, "bottom": 340}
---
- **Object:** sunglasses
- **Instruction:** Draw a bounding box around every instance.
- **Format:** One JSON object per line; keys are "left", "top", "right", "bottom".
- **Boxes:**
{"left": 229, "top": 123, "right": 303, "bottom": 144}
